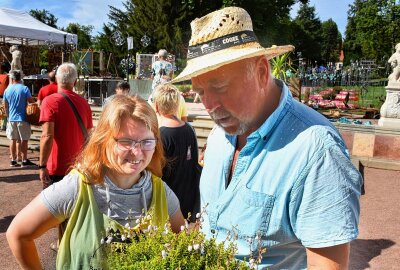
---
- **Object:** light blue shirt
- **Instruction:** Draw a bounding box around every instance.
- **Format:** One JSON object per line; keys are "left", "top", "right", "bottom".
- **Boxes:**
{"left": 3, "top": 83, "right": 31, "bottom": 122}
{"left": 200, "top": 82, "right": 362, "bottom": 269}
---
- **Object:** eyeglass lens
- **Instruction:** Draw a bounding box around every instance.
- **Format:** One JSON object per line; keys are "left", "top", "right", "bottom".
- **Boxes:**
{"left": 116, "top": 139, "right": 156, "bottom": 151}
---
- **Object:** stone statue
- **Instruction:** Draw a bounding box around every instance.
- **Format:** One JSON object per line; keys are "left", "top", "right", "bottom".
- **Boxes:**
{"left": 9, "top": 45, "right": 22, "bottom": 71}
{"left": 388, "top": 43, "right": 400, "bottom": 83}
{"left": 379, "top": 42, "right": 400, "bottom": 128}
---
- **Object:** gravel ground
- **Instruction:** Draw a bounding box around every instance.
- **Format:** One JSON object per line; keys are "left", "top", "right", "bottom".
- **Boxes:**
{"left": 0, "top": 147, "right": 399, "bottom": 269}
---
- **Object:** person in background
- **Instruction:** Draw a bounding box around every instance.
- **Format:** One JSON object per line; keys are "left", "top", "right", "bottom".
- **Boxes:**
{"left": 0, "top": 62, "right": 10, "bottom": 130}
{"left": 151, "top": 49, "right": 173, "bottom": 90}
{"left": 102, "top": 81, "right": 130, "bottom": 107}
{"left": 153, "top": 84, "right": 200, "bottom": 221}
{"left": 171, "top": 7, "right": 362, "bottom": 269}
{"left": 3, "top": 70, "right": 36, "bottom": 167}
{"left": 38, "top": 63, "right": 93, "bottom": 251}
{"left": 7, "top": 95, "right": 185, "bottom": 269}
{"left": 37, "top": 70, "right": 57, "bottom": 107}
{"left": 38, "top": 62, "right": 93, "bottom": 188}
{"left": 149, "top": 49, "right": 188, "bottom": 122}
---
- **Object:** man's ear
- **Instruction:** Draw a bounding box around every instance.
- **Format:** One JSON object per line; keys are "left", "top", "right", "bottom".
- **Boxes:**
{"left": 256, "top": 56, "right": 270, "bottom": 86}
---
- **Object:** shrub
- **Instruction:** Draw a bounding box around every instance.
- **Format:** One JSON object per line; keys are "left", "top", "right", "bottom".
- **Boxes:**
{"left": 97, "top": 208, "right": 263, "bottom": 269}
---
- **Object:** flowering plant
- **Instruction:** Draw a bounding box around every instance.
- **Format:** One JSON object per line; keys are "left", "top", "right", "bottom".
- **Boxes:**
{"left": 100, "top": 207, "right": 263, "bottom": 269}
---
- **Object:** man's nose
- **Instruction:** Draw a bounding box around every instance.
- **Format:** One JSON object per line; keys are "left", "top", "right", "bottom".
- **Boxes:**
{"left": 201, "top": 91, "right": 220, "bottom": 113}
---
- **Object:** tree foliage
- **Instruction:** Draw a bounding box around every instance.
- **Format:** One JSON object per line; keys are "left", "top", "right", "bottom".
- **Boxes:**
{"left": 292, "top": 2, "right": 322, "bottom": 64}
{"left": 101, "top": 0, "right": 309, "bottom": 57}
{"left": 63, "top": 23, "right": 94, "bottom": 50}
{"left": 344, "top": 0, "right": 400, "bottom": 65}
{"left": 320, "top": 19, "right": 342, "bottom": 64}
{"left": 29, "top": 9, "right": 58, "bottom": 28}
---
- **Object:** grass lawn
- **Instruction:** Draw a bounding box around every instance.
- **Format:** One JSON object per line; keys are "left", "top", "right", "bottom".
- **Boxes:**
{"left": 342, "top": 85, "right": 386, "bottom": 109}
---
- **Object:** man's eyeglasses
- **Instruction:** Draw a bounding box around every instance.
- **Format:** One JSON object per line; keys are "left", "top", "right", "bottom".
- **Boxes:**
{"left": 115, "top": 138, "right": 157, "bottom": 151}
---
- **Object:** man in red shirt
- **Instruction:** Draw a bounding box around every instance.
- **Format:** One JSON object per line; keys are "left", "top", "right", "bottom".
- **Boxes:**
{"left": 37, "top": 70, "right": 57, "bottom": 107}
{"left": 38, "top": 63, "right": 93, "bottom": 188}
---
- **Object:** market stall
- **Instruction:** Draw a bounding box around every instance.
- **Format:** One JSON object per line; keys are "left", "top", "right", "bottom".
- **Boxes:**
{"left": 0, "top": 7, "right": 78, "bottom": 90}
{"left": 0, "top": 8, "right": 77, "bottom": 46}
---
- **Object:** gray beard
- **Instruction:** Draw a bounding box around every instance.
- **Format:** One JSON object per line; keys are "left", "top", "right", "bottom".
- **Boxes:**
{"left": 210, "top": 109, "right": 249, "bottom": 136}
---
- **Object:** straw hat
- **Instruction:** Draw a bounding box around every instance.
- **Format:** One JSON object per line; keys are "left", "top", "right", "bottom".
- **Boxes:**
{"left": 171, "top": 7, "right": 294, "bottom": 83}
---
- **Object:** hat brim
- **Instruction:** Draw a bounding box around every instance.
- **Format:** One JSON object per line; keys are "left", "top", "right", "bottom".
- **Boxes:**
{"left": 171, "top": 44, "right": 294, "bottom": 83}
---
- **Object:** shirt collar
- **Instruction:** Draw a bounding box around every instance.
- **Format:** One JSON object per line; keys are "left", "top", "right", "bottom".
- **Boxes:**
{"left": 222, "top": 80, "right": 293, "bottom": 143}
{"left": 249, "top": 80, "right": 293, "bottom": 140}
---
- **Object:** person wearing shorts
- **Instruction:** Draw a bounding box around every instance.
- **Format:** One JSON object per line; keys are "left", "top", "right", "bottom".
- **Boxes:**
{"left": 3, "top": 70, "right": 36, "bottom": 167}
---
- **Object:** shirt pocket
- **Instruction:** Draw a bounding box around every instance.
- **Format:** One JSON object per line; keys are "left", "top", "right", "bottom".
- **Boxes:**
{"left": 228, "top": 187, "right": 275, "bottom": 238}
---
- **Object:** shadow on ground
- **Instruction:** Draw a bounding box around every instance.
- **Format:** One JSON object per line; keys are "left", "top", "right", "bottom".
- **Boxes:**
{"left": 350, "top": 238, "right": 395, "bottom": 270}
{"left": 0, "top": 215, "right": 14, "bottom": 233}
{"left": 0, "top": 173, "right": 39, "bottom": 183}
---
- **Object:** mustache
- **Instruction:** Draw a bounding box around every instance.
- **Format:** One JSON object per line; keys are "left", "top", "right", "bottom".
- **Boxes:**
{"left": 209, "top": 109, "right": 231, "bottom": 120}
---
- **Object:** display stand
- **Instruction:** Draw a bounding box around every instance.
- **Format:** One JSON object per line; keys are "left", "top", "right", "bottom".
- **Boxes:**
{"left": 85, "top": 78, "right": 120, "bottom": 105}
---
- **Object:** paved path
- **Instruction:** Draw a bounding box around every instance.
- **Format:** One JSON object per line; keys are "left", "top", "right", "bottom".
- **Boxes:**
{"left": 0, "top": 146, "right": 399, "bottom": 269}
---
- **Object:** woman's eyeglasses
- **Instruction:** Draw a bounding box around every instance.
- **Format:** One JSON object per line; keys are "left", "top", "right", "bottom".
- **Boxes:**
{"left": 115, "top": 138, "right": 157, "bottom": 151}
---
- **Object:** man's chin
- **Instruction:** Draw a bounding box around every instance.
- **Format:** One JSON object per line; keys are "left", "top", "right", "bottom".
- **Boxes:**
{"left": 217, "top": 123, "right": 246, "bottom": 136}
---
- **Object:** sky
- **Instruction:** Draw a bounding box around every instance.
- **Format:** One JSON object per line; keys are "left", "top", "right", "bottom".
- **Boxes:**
{"left": 0, "top": 0, "right": 125, "bottom": 35}
{"left": 1, "top": 0, "right": 353, "bottom": 37}
{"left": 291, "top": 0, "right": 354, "bottom": 38}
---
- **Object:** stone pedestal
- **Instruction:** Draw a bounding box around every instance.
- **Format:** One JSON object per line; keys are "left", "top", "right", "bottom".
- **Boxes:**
{"left": 378, "top": 81, "right": 400, "bottom": 128}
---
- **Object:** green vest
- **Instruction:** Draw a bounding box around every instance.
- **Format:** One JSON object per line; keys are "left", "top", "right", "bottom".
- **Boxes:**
{"left": 56, "top": 169, "right": 169, "bottom": 270}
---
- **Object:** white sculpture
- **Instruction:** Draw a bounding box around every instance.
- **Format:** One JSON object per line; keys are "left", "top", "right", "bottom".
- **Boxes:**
{"left": 379, "top": 42, "right": 400, "bottom": 128}
{"left": 388, "top": 43, "right": 400, "bottom": 83}
{"left": 10, "top": 45, "right": 22, "bottom": 71}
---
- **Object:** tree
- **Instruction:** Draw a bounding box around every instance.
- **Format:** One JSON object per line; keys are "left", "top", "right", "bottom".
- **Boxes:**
{"left": 221, "top": 0, "right": 301, "bottom": 46}
{"left": 64, "top": 23, "right": 94, "bottom": 50}
{"left": 292, "top": 2, "right": 322, "bottom": 64}
{"left": 105, "top": 0, "right": 189, "bottom": 56}
{"left": 103, "top": 0, "right": 309, "bottom": 58}
{"left": 29, "top": 9, "right": 58, "bottom": 28}
{"left": 320, "top": 19, "right": 342, "bottom": 65}
{"left": 343, "top": 0, "right": 400, "bottom": 65}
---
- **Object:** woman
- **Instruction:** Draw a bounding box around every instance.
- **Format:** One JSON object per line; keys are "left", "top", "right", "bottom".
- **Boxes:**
{"left": 153, "top": 84, "right": 201, "bottom": 222}
{"left": 7, "top": 95, "right": 185, "bottom": 269}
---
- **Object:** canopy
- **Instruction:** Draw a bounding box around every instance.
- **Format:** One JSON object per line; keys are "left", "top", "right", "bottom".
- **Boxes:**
{"left": 0, "top": 8, "right": 77, "bottom": 46}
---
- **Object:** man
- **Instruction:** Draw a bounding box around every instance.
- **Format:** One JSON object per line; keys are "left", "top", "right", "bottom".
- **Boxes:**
{"left": 102, "top": 80, "right": 130, "bottom": 107}
{"left": 39, "top": 63, "right": 93, "bottom": 188}
{"left": 3, "top": 70, "right": 36, "bottom": 167}
{"left": 172, "top": 7, "right": 362, "bottom": 270}
{"left": 37, "top": 70, "right": 57, "bottom": 107}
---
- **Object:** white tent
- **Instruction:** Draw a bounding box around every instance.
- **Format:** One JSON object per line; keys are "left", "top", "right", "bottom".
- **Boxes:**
{"left": 0, "top": 8, "right": 77, "bottom": 46}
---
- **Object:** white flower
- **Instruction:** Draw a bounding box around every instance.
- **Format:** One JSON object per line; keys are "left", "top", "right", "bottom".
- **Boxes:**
{"left": 196, "top": 213, "right": 201, "bottom": 219}
{"left": 188, "top": 245, "right": 193, "bottom": 252}
{"left": 136, "top": 218, "right": 140, "bottom": 224}
{"left": 200, "top": 245, "right": 205, "bottom": 255}
{"left": 100, "top": 238, "right": 105, "bottom": 245}
{"left": 125, "top": 223, "right": 130, "bottom": 228}
{"left": 121, "top": 235, "right": 126, "bottom": 241}
{"left": 193, "top": 243, "right": 200, "bottom": 250}
{"left": 161, "top": 250, "right": 167, "bottom": 258}
{"left": 106, "top": 237, "right": 112, "bottom": 244}
{"left": 180, "top": 225, "right": 185, "bottom": 231}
